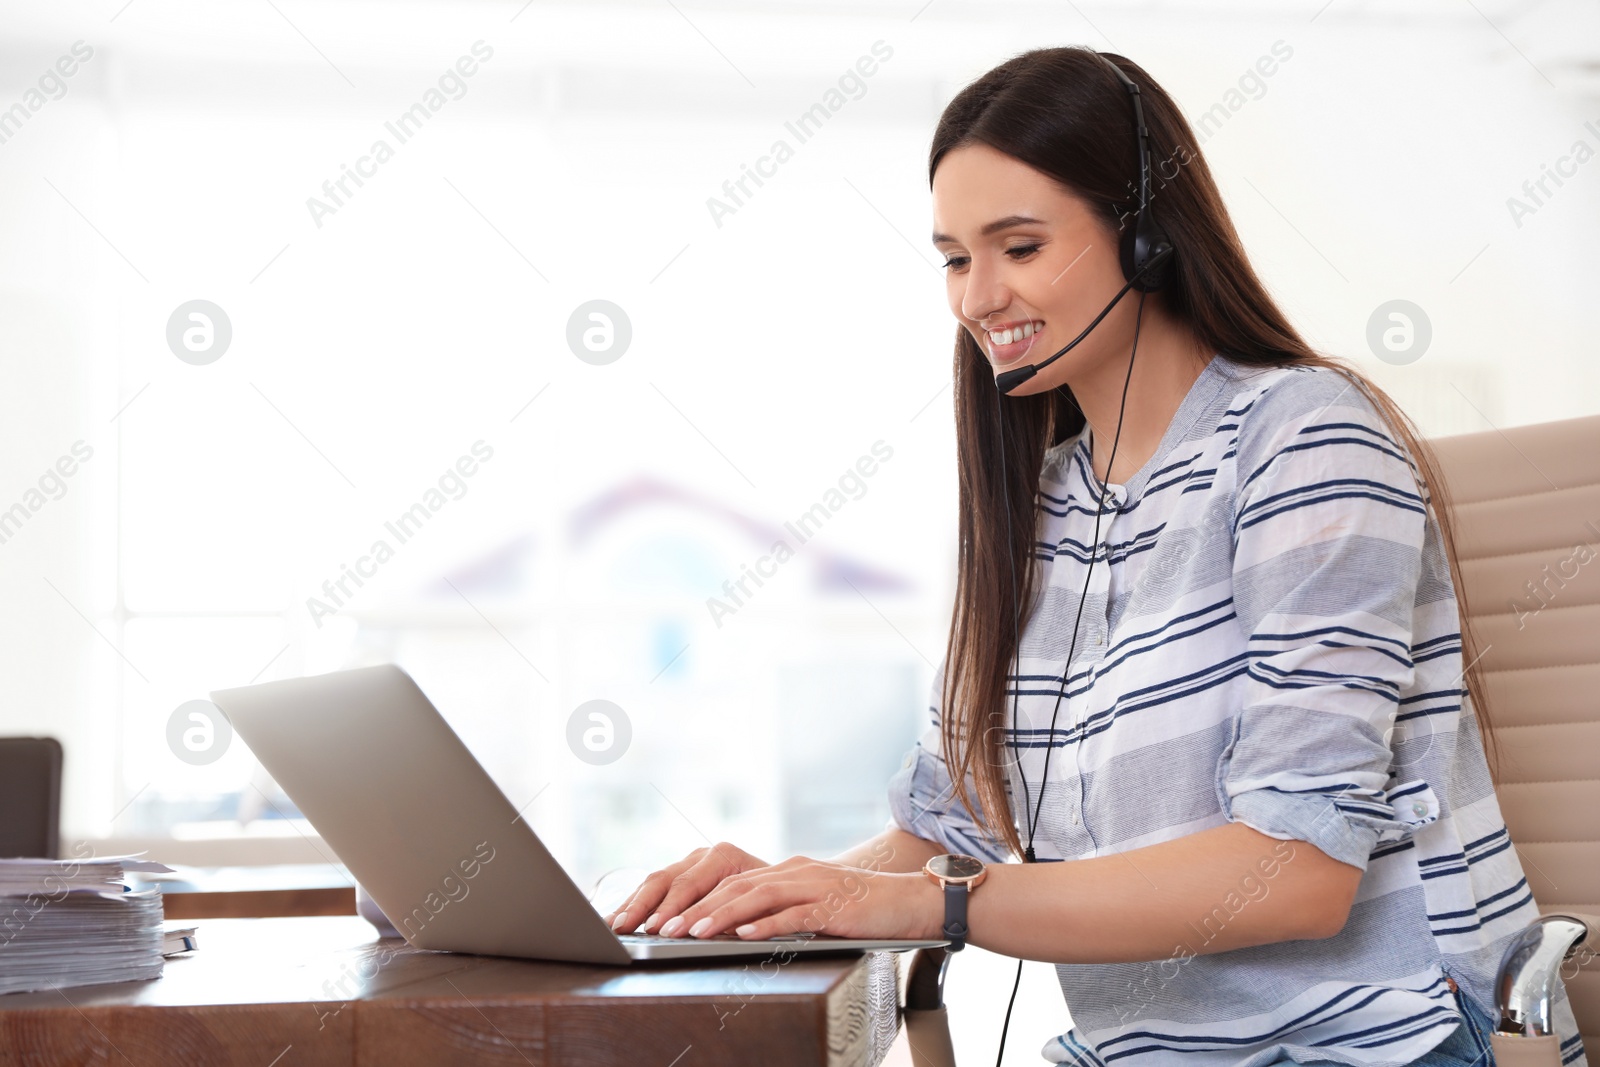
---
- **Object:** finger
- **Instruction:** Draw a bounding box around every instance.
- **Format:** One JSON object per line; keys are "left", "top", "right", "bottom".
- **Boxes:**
{"left": 645, "top": 847, "right": 747, "bottom": 934}
{"left": 604, "top": 881, "right": 658, "bottom": 933}
{"left": 604, "top": 869, "right": 674, "bottom": 930}
{"left": 731, "top": 903, "right": 836, "bottom": 941}
{"left": 605, "top": 850, "right": 708, "bottom": 932}
{"left": 666, "top": 858, "right": 822, "bottom": 936}
{"left": 672, "top": 874, "right": 801, "bottom": 939}
{"left": 601, "top": 869, "right": 662, "bottom": 923}
{"left": 600, "top": 877, "right": 647, "bottom": 926}
{"left": 658, "top": 870, "right": 759, "bottom": 936}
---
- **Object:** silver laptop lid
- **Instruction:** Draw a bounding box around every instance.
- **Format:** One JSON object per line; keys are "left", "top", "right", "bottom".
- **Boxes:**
{"left": 211, "top": 664, "right": 632, "bottom": 965}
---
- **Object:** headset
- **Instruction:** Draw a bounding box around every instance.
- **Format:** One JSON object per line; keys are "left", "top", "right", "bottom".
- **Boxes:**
{"left": 993, "top": 59, "right": 1175, "bottom": 395}
{"left": 988, "top": 52, "right": 1177, "bottom": 1066}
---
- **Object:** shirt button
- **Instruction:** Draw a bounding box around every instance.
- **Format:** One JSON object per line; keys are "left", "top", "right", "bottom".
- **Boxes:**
{"left": 1411, "top": 801, "right": 1429, "bottom": 818}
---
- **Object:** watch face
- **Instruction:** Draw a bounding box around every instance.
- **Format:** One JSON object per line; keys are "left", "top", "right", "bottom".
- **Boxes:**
{"left": 928, "top": 854, "right": 985, "bottom": 880}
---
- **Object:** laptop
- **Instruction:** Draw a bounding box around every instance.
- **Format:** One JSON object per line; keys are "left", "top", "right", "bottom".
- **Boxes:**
{"left": 210, "top": 664, "right": 946, "bottom": 963}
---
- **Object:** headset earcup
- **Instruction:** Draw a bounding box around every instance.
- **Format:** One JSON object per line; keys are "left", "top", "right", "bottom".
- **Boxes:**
{"left": 1121, "top": 209, "right": 1174, "bottom": 292}
{"left": 1118, "top": 215, "right": 1141, "bottom": 286}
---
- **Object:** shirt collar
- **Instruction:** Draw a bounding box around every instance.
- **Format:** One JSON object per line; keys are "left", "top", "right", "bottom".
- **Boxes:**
{"left": 1071, "top": 352, "right": 1237, "bottom": 504}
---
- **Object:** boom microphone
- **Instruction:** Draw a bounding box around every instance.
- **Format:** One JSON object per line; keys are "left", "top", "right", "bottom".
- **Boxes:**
{"left": 992, "top": 242, "right": 1174, "bottom": 395}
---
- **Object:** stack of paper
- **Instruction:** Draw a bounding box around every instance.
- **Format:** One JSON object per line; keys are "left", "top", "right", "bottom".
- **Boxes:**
{"left": 0, "top": 855, "right": 171, "bottom": 995}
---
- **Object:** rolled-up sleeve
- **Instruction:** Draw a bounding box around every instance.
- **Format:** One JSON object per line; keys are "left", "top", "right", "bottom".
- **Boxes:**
{"left": 886, "top": 658, "right": 1012, "bottom": 864}
{"left": 1217, "top": 379, "right": 1439, "bottom": 871}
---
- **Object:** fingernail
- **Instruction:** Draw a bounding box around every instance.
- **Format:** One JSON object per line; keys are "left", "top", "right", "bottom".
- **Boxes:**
{"left": 689, "top": 918, "right": 712, "bottom": 938}
{"left": 735, "top": 924, "right": 757, "bottom": 937}
{"left": 610, "top": 911, "right": 629, "bottom": 932}
{"left": 642, "top": 911, "right": 661, "bottom": 932}
{"left": 660, "top": 916, "right": 685, "bottom": 937}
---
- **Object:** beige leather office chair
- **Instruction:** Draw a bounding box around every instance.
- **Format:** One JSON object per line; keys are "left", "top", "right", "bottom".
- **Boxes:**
{"left": 899, "top": 410, "right": 1600, "bottom": 1067}
{"left": 1431, "top": 410, "right": 1598, "bottom": 1064}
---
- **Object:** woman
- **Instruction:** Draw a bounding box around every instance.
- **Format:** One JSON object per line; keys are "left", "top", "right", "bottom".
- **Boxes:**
{"left": 605, "top": 48, "right": 1587, "bottom": 1067}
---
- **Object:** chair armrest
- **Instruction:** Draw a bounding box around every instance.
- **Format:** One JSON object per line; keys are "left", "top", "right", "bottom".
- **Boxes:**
{"left": 1491, "top": 911, "right": 1593, "bottom": 1037}
{"left": 1545, "top": 910, "right": 1600, "bottom": 955}
{"left": 1480, "top": 912, "right": 1592, "bottom": 1067}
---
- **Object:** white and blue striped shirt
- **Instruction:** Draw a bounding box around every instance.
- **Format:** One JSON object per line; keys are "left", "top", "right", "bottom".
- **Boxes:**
{"left": 888, "top": 354, "right": 1587, "bottom": 1067}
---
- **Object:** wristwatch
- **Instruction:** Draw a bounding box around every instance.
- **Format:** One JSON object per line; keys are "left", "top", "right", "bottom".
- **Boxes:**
{"left": 922, "top": 854, "right": 988, "bottom": 951}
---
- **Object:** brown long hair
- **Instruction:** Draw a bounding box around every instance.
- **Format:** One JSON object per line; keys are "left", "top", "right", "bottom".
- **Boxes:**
{"left": 930, "top": 46, "right": 1498, "bottom": 860}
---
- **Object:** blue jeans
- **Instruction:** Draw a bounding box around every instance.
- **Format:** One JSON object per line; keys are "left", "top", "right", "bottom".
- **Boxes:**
{"left": 1264, "top": 976, "right": 1497, "bottom": 1066}
{"left": 1409, "top": 979, "right": 1497, "bottom": 1067}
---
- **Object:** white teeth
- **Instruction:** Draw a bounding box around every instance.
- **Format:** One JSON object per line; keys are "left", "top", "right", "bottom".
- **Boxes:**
{"left": 989, "top": 320, "right": 1041, "bottom": 346}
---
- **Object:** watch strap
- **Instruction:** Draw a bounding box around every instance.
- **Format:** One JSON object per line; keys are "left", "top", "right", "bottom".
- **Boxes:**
{"left": 942, "top": 881, "right": 970, "bottom": 951}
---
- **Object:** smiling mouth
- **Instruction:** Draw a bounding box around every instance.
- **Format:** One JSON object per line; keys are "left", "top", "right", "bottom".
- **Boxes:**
{"left": 985, "top": 319, "right": 1044, "bottom": 364}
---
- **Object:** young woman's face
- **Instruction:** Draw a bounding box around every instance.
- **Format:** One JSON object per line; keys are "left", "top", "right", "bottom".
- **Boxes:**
{"left": 931, "top": 141, "right": 1129, "bottom": 395}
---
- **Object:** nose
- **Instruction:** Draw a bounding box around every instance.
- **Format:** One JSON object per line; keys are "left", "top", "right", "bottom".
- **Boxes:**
{"left": 958, "top": 255, "right": 1011, "bottom": 327}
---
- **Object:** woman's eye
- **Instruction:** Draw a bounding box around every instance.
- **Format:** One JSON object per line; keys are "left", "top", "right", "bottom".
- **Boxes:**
{"left": 940, "top": 245, "right": 1041, "bottom": 271}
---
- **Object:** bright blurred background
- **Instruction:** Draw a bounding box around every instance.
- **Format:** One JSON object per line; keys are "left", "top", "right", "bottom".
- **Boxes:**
{"left": 1, "top": 0, "right": 1596, "bottom": 1060}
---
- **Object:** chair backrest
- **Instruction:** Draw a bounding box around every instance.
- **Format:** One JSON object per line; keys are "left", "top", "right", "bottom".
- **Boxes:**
{"left": 1428, "top": 411, "right": 1600, "bottom": 1045}
{"left": 0, "top": 737, "right": 63, "bottom": 858}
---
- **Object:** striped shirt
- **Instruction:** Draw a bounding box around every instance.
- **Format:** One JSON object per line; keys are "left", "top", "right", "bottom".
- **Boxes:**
{"left": 887, "top": 354, "right": 1588, "bottom": 1067}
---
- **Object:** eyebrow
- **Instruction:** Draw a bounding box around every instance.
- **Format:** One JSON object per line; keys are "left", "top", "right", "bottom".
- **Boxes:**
{"left": 930, "top": 214, "right": 1047, "bottom": 246}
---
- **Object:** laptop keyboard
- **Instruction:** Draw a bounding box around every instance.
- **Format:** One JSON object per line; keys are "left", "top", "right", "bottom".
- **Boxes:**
{"left": 618, "top": 932, "right": 818, "bottom": 943}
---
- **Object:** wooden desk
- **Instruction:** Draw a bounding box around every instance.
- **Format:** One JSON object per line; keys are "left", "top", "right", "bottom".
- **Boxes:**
{"left": 0, "top": 916, "right": 904, "bottom": 1066}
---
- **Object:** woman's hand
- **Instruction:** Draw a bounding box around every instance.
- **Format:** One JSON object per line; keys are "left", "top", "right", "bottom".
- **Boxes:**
{"left": 604, "top": 842, "right": 771, "bottom": 935}
{"left": 654, "top": 854, "right": 942, "bottom": 942}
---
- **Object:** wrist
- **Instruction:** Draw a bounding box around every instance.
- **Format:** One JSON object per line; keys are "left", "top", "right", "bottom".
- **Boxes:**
{"left": 903, "top": 871, "right": 947, "bottom": 941}
{"left": 918, "top": 854, "right": 990, "bottom": 949}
